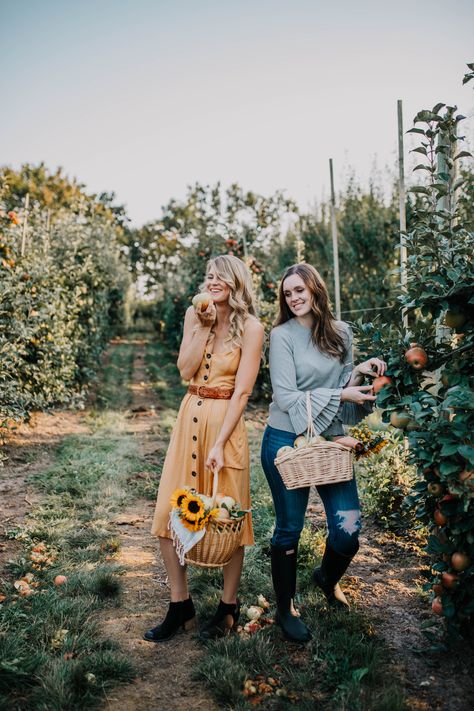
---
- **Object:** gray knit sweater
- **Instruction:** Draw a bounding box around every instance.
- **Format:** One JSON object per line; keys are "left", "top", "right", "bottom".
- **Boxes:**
{"left": 267, "top": 318, "right": 370, "bottom": 437}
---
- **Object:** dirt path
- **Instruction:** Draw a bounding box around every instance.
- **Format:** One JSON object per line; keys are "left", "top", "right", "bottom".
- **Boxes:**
{"left": 99, "top": 343, "right": 218, "bottom": 711}
{"left": 0, "top": 411, "right": 88, "bottom": 571}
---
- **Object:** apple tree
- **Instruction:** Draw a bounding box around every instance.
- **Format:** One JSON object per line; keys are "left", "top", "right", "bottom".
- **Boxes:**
{"left": 355, "top": 92, "right": 474, "bottom": 638}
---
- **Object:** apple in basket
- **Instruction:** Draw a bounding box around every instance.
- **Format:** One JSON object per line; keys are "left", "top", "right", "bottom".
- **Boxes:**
{"left": 213, "top": 508, "right": 231, "bottom": 521}
{"left": 293, "top": 436, "right": 308, "bottom": 449}
{"left": 192, "top": 292, "right": 213, "bottom": 311}
{"left": 199, "top": 494, "right": 214, "bottom": 509}
{"left": 309, "top": 435, "right": 326, "bottom": 444}
{"left": 215, "top": 493, "right": 236, "bottom": 508}
{"left": 276, "top": 445, "right": 293, "bottom": 458}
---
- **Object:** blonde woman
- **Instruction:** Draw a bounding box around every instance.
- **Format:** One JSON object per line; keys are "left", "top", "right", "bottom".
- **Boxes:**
{"left": 145, "top": 254, "right": 264, "bottom": 642}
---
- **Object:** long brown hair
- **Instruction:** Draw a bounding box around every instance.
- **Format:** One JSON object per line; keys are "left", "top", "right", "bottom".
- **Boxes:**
{"left": 275, "top": 263, "right": 347, "bottom": 361}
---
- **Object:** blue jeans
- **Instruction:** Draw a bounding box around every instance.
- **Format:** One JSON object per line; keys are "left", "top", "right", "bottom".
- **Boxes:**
{"left": 260, "top": 425, "right": 361, "bottom": 555}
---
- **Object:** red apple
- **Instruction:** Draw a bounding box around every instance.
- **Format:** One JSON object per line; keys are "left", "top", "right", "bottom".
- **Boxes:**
{"left": 432, "top": 597, "right": 443, "bottom": 615}
{"left": 444, "top": 311, "right": 466, "bottom": 330}
{"left": 451, "top": 552, "right": 471, "bottom": 572}
{"left": 405, "top": 345, "right": 428, "bottom": 370}
{"left": 441, "top": 572, "right": 459, "bottom": 589}
{"left": 372, "top": 376, "right": 392, "bottom": 394}
{"left": 54, "top": 575, "right": 68, "bottom": 586}
{"left": 434, "top": 509, "right": 447, "bottom": 526}
{"left": 427, "top": 482, "right": 443, "bottom": 497}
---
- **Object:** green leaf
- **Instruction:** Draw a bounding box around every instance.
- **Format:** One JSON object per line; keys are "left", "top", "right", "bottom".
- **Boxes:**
{"left": 454, "top": 151, "right": 472, "bottom": 160}
{"left": 411, "top": 147, "right": 428, "bottom": 156}
{"left": 409, "top": 186, "right": 430, "bottom": 195}
{"left": 439, "top": 460, "right": 461, "bottom": 476}
{"left": 352, "top": 667, "right": 369, "bottom": 683}
{"left": 407, "top": 128, "right": 426, "bottom": 135}
{"left": 458, "top": 446, "right": 474, "bottom": 466}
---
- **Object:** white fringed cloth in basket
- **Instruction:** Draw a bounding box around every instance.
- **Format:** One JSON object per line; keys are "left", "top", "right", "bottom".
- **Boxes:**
{"left": 168, "top": 509, "right": 206, "bottom": 565}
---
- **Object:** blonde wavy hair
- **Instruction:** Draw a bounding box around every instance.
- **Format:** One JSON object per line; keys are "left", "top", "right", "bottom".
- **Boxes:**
{"left": 199, "top": 254, "right": 257, "bottom": 348}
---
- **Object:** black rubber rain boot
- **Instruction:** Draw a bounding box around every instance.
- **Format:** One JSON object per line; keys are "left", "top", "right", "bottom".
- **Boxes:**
{"left": 143, "top": 597, "right": 196, "bottom": 642}
{"left": 312, "top": 540, "right": 358, "bottom": 610}
{"left": 271, "top": 544, "right": 312, "bottom": 643}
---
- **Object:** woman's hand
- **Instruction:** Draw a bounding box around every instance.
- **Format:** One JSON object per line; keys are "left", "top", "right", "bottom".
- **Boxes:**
{"left": 355, "top": 357, "right": 387, "bottom": 379}
{"left": 340, "top": 385, "right": 376, "bottom": 405}
{"left": 206, "top": 442, "right": 225, "bottom": 474}
{"left": 195, "top": 301, "right": 216, "bottom": 328}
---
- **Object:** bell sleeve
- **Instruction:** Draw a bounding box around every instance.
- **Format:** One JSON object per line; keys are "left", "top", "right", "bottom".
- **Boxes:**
{"left": 337, "top": 325, "right": 373, "bottom": 426}
{"left": 269, "top": 328, "right": 343, "bottom": 436}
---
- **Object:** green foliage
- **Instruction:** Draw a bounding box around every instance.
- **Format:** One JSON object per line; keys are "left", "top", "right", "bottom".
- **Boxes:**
{"left": 0, "top": 167, "right": 131, "bottom": 433}
{"left": 355, "top": 92, "right": 474, "bottom": 637}
{"left": 356, "top": 431, "right": 417, "bottom": 529}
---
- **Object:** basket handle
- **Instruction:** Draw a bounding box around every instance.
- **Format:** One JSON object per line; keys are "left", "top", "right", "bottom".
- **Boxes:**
{"left": 306, "top": 391, "right": 316, "bottom": 440}
{"left": 209, "top": 466, "right": 219, "bottom": 505}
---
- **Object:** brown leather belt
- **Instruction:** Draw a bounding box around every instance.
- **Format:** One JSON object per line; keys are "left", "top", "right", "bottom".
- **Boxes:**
{"left": 188, "top": 384, "right": 234, "bottom": 399}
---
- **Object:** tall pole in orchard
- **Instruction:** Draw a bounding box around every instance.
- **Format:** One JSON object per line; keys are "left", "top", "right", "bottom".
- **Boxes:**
{"left": 397, "top": 100, "right": 408, "bottom": 329}
{"left": 329, "top": 159, "right": 341, "bottom": 320}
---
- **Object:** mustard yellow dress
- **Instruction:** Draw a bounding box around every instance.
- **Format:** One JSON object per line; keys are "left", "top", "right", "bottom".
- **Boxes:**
{"left": 151, "top": 345, "right": 254, "bottom": 546}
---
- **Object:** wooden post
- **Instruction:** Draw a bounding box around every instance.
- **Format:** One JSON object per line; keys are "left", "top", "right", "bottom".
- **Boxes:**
{"left": 397, "top": 100, "right": 408, "bottom": 329}
{"left": 329, "top": 159, "right": 341, "bottom": 320}
{"left": 20, "top": 192, "right": 30, "bottom": 256}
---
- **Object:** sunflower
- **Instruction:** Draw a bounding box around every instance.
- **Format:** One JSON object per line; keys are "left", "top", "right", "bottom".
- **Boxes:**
{"left": 181, "top": 511, "right": 210, "bottom": 532}
{"left": 170, "top": 488, "right": 190, "bottom": 509}
{"left": 180, "top": 493, "right": 205, "bottom": 522}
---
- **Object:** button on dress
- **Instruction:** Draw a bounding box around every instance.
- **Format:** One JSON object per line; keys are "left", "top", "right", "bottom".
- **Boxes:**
{"left": 151, "top": 347, "right": 254, "bottom": 546}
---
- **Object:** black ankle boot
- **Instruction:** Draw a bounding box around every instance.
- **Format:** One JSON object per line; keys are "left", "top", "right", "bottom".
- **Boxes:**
{"left": 199, "top": 599, "right": 240, "bottom": 640}
{"left": 143, "top": 597, "right": 196, "bottom": 642}
{"left": 271, "top": 544, "right": 312, "bottom": 643}
{"left": 312, "top": 540, "right": 358, "bottom": 610}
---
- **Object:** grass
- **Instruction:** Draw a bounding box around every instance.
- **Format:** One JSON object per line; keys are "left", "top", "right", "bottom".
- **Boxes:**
{"left": 0, "top": 340, "right": 141, "bottom": 711}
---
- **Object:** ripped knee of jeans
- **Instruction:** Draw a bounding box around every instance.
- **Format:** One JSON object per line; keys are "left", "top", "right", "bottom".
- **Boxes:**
{"left": 335, "top": 509, "right": 361, "bottom": 537}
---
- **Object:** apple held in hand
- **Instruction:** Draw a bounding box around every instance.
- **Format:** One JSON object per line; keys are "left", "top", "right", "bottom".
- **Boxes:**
{"left": 404, "top": 344, "right": 428, "bottom": 370}
{"left": 372, "top": 376, "right": 392, "bottom": 394}
{"left": 192, "top": 292, "right": 213, "bottom": 312}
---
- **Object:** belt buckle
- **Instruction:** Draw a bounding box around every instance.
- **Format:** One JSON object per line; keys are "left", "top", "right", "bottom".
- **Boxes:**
{"left": 197, "top": 385, "right": 206, "bottom": 398}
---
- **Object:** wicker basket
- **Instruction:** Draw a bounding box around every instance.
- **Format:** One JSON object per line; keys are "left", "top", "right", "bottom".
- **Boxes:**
{"left": 184, "top": 470, "right": 247, "bottom": 568}
{"left": 274, "top": 392, "right": 354, "bottom": 489}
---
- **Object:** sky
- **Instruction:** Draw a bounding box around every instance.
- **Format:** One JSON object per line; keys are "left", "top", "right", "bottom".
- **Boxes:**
{"left": 1, "top": 0, "right": 473, "bottom": 226}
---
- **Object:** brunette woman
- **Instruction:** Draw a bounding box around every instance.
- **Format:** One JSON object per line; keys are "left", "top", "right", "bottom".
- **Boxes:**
{"left": 145, "top": 255, "right": 264, "bottom": 642}
{"left": 260, "top": 263, "right": 386, "bottom": 642}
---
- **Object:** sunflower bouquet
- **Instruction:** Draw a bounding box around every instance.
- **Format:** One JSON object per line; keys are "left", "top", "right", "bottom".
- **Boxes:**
{"left": 348, "top": 423, "right": 388, "bottom": 459}
{"left": 170, "top": 488, "right": 218, "bottom": 532}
